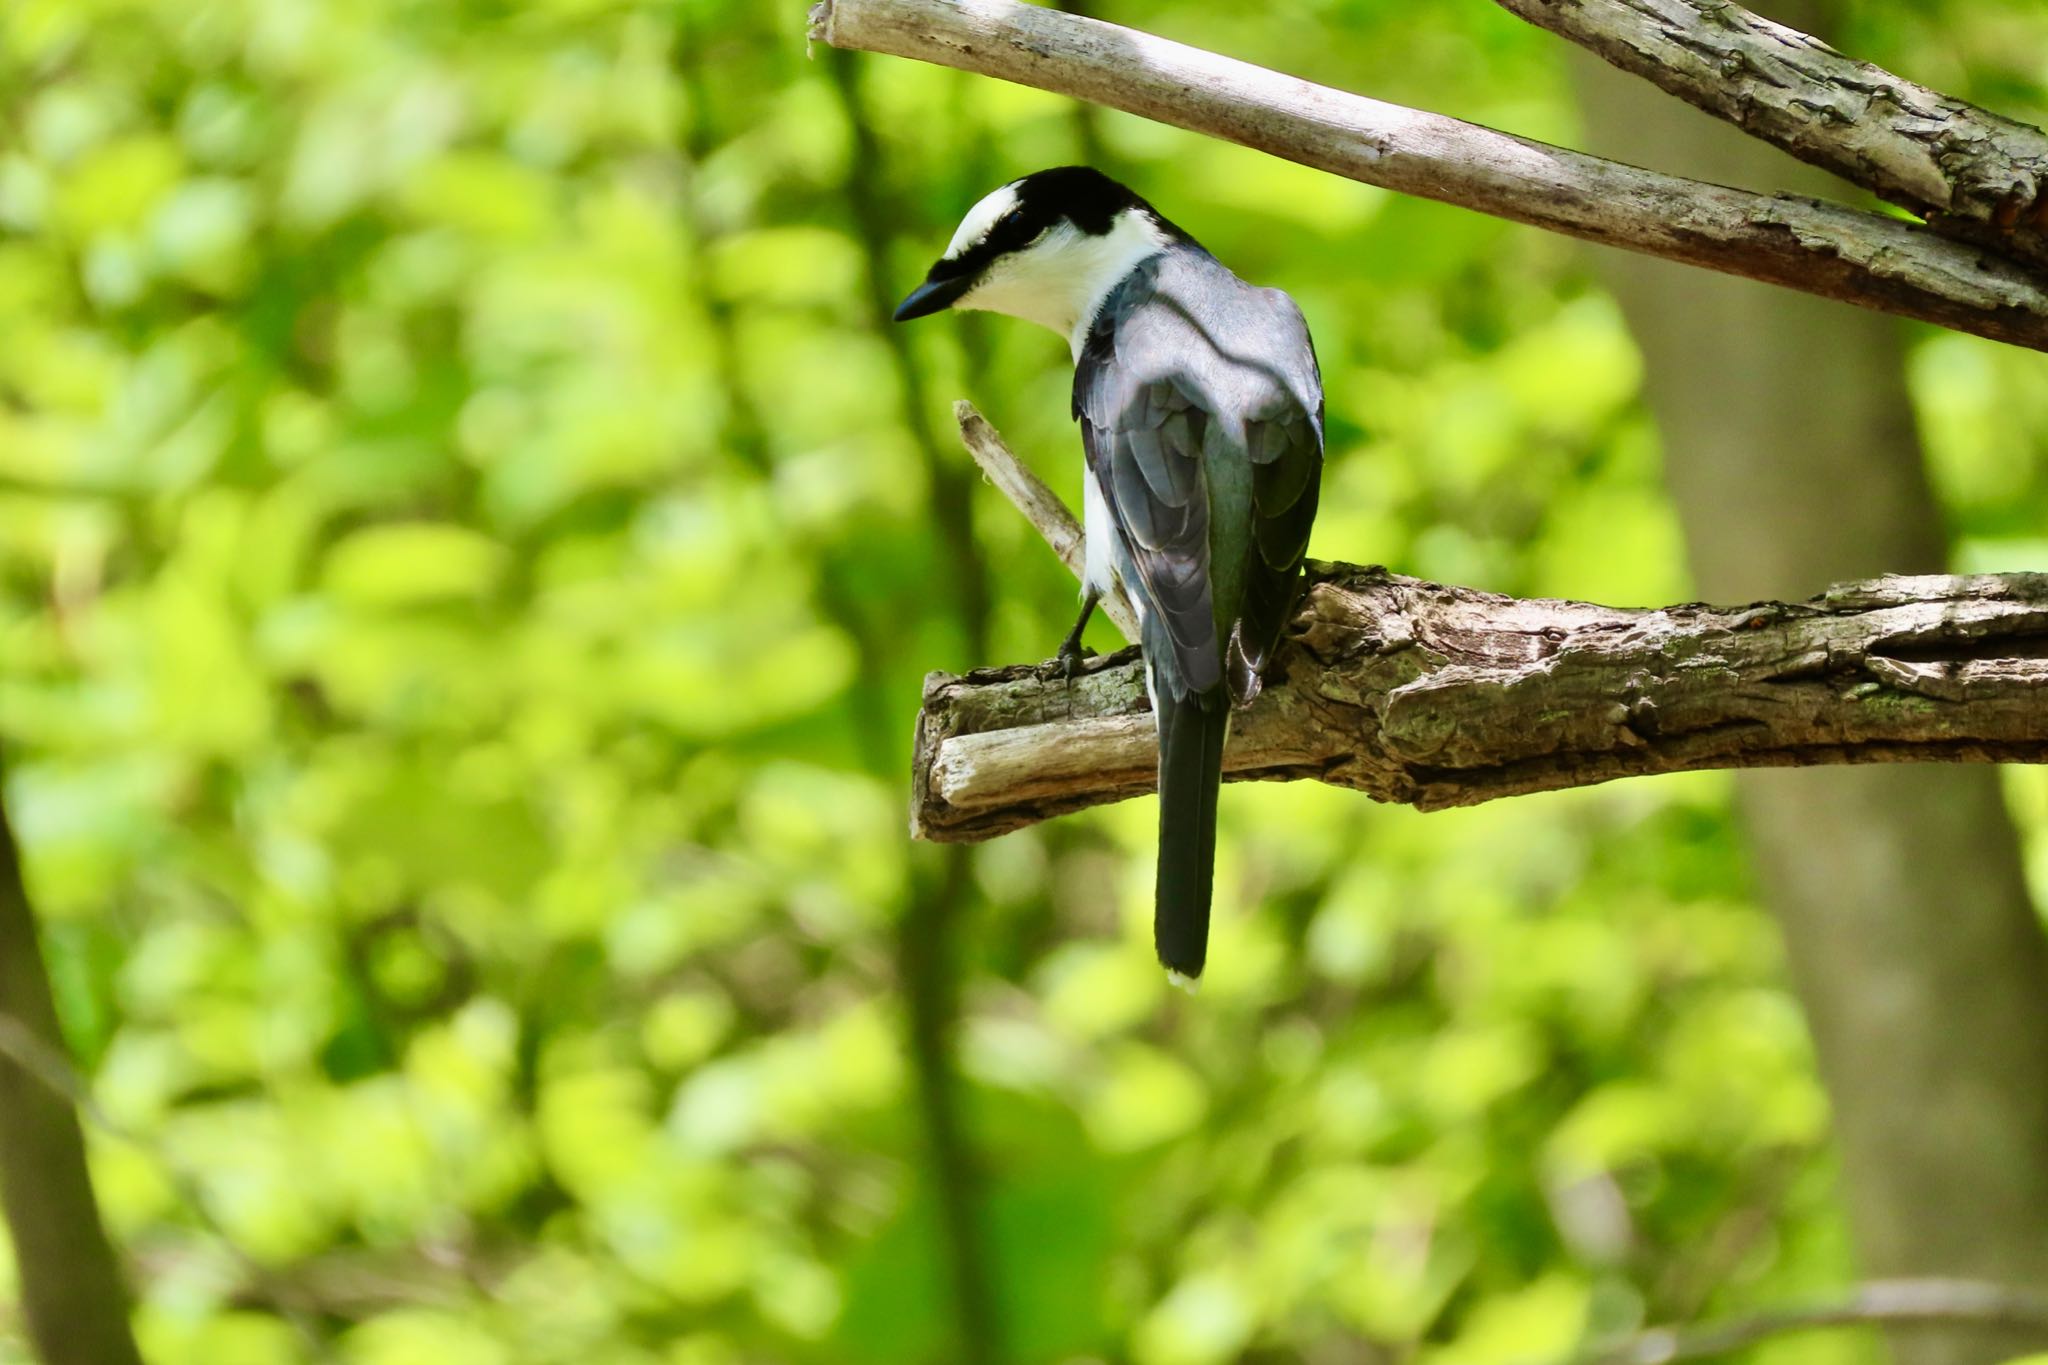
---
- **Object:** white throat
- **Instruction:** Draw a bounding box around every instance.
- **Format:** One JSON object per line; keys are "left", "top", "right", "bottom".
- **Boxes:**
{"left": 954, "top": 208, "right": 1171, "bottom": 355}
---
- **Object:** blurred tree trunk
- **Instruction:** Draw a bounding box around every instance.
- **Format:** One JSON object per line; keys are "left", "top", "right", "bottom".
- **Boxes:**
{"left": 1572, "top": 10, "right": 2048, "bottom": 1363}
{"left": 0, "top": 773, "right": 145, "bottom": 1365}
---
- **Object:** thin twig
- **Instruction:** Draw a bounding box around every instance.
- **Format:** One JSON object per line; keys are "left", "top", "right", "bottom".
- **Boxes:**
{"left": 954, "top": 400, "right": 1140, "bottom": 643}
{"left": 0, "top": 1013, "right": 110, "bottom": 1125}
{"left": 1563, "top": 1278, "right": 2048, "bottom": 1364}
{"left": 0, "top": 1009, "right": 340, "bottom": 1358}
{"left": 810, "top": 0, "right": 2048, "bottom": 352}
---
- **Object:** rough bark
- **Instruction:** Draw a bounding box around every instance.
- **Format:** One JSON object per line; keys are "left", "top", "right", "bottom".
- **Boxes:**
{"left": 808, "top": 0, "right": 2048, "bottom": 352}
{"left": 0, "top": 768, "right": 145, "bottom": 1365}
{"left": 1497, "top": 0, "right": 2048, "bottom": 266}
{"left": 1573, "top": 17, "right": 2048, "bottom": 1363}
{"left": 912, "top": 565, "right": 2048, "bottom": 842}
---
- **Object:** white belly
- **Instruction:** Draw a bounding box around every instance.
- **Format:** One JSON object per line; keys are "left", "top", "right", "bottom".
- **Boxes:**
{"left": 1082, "top": 464, "right": 1117, "bottom": 598}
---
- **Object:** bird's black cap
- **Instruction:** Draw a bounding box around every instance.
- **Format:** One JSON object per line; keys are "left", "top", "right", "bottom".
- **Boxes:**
{"left": 893, "top": 167, "right": 1181, "bottom": 322}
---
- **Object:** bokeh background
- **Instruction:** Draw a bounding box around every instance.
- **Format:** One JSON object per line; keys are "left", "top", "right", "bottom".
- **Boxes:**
{"left": 3, "top": 1, "right": 2048, "bottom": 1363}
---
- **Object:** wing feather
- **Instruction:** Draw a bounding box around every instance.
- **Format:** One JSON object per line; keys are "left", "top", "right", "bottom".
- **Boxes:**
{"left": 1074, "top": 256, "right": 1322, "bottom": 704}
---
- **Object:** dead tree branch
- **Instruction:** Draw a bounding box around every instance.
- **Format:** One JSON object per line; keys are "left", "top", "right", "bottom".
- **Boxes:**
{"left": 956, "top": 401, "right": 1140, "bottom": 642}
{"left": 808, "top": 0, "right": 2048, "bottom": 352}
{"left": 1566, "top": 1278, "right": 2048, "bottom": 1365}
{"left": 915, "top": 563, "right": 2048, "bottom": 840}
{"left": 1493, "top": 0, "right": 2048, "bottom": 267}
{"left": 909, "top": 413, "right": 2048, "bottom": 842}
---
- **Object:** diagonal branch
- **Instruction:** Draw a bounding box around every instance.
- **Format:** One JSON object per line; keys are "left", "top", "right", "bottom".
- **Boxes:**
{"left": 908, "top": 413, "right": 2048, "bottom": 842}
{"left": 956, "top": 401, "right": 1141, "bottom": 643}
{"left": 1493, "top": 0, "right": 2048, "bottom": 268}
{"left": 1566, "top": 1278, "right": 2048, "bottom": 1365}
{"left": 809, "top": 0, "right": 2048, "bottom": 353}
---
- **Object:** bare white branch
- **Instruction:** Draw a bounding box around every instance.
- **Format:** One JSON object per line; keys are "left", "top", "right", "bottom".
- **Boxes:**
{"left": 810, "top": 0, "right": 2048, "bottom": 351}
{"left": 1494, "top": 0, "right": 2048, "bottom": 266}
{"left": 1569, "top": 1278, "right": 2048, "bottom": 1364}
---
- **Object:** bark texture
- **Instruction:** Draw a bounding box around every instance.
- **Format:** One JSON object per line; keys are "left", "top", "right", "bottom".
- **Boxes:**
{"left": 912, "top": 566, "right": 2048, "bottom": 842}
{"left": 1573, "top": 18, "right": 2048, "bottom": 1363}
{"left": 0, "top": 773, "right": 145, "bottom": 1365}
{"left": 809, "top": 0, "right": 2048, "bottom": 352}
{"left": 1498, "top": 0, "right": 2048, "bottom": 266}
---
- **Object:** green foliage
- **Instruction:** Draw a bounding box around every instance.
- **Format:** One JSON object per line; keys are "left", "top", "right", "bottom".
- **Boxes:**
{"left": 1, "top": 0, "right": 2046, "bottom": 1362}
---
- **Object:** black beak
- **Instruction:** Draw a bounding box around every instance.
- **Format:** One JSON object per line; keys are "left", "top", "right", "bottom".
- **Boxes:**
{"left": 893, "top": 271, "right": 974, "bottom": 322}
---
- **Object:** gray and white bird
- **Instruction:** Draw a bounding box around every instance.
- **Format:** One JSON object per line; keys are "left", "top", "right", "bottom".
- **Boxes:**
{"left": 895, "top": 166, "right": 1323, "bottom": 983}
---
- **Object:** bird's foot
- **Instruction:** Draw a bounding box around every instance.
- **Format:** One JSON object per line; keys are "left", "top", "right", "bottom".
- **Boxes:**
{"left": 1048, "top": 593, "right": 1100, "bottom": 685}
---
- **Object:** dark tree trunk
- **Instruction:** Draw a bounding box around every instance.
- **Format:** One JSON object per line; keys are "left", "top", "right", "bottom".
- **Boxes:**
{"left": 1572, "top": 12, "right": 2048, "bottom": 1361}
{"left": 0, "top": 771, "right": 145, "bottom": 1365}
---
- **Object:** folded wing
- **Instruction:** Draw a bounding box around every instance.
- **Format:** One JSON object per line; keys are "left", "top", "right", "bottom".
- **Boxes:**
{"left": 1073, "top": 254, "right": 1323, "bottom": 705}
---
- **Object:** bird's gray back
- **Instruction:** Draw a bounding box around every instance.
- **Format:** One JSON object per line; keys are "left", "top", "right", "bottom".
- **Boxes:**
{"left": 1089, "top": 251, "right": 1319, "bottom": 430}
{"left": 1074, "top": 250, "right": 1324, "bottom": 704}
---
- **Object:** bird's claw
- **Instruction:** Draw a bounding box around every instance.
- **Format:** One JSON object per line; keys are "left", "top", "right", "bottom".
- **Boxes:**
{"left": 1056, "top": 640, "right": 1098, "bottom": 681}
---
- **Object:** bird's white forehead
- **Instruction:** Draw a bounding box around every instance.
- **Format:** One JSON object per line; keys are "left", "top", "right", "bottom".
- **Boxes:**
{"left": 943, "top": 182, "right": 1022, "bottom": 260}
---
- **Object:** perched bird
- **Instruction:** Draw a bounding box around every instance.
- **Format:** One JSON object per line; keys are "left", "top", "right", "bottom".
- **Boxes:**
{"left": 895, "top": 166, "right": 1323, "bottom": 983}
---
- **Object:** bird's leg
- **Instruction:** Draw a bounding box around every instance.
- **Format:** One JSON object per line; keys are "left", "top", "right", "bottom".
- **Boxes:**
{"left": 1057, "top": 592, "right": 1099, "bottom": 679}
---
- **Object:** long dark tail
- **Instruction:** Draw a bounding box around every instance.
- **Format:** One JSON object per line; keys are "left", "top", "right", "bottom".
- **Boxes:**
{"left": 1154, "top": 685, "right": 1228, "bottom": 981}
